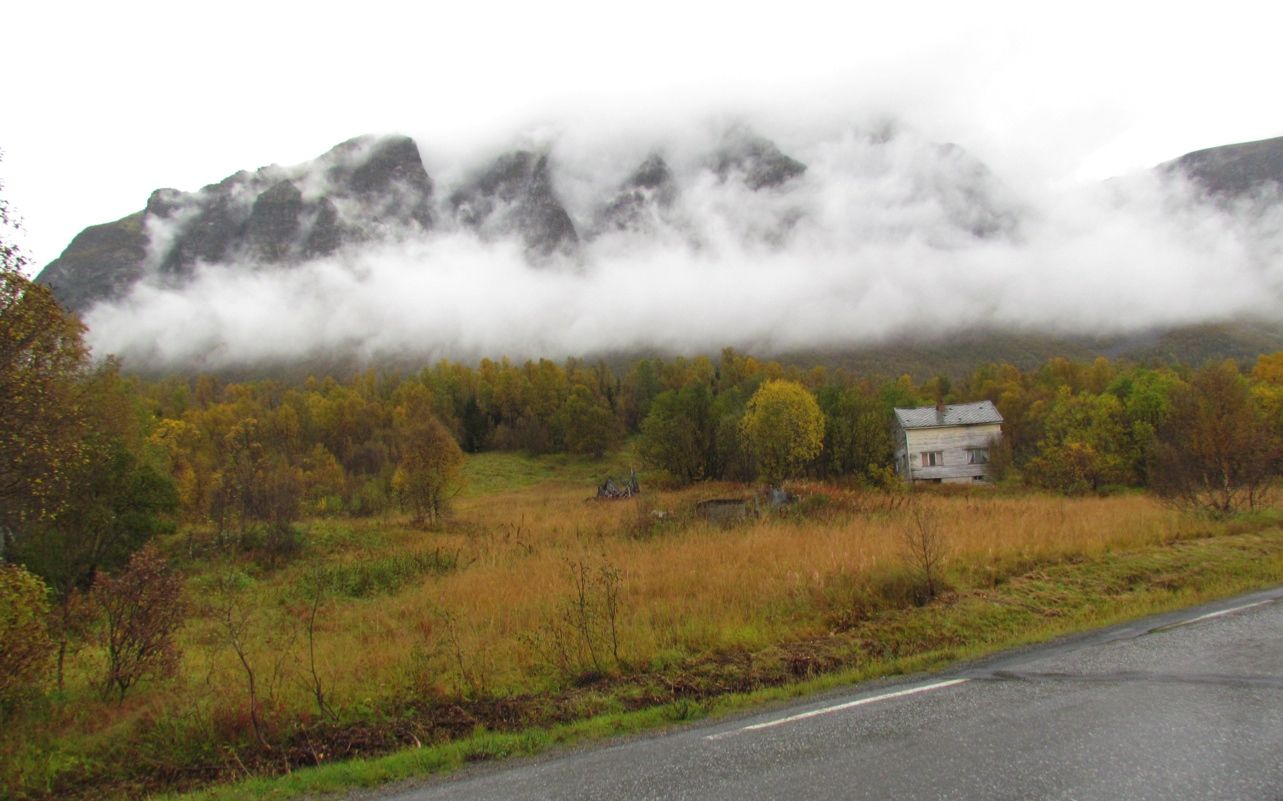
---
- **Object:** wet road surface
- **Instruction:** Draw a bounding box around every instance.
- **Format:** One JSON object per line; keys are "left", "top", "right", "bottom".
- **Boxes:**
{"left": 377, "top": 588, "right": 1283, "bottom": 801}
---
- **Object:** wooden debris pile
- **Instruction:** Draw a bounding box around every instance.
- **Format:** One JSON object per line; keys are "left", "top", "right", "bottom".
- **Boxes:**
{"left": 596, "top": 470, "right": 640, "bottom": 499}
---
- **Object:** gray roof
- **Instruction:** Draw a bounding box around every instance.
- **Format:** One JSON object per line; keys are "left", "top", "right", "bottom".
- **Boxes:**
{"left": 894, "top": 400, "right": 1003, "bottom": 429}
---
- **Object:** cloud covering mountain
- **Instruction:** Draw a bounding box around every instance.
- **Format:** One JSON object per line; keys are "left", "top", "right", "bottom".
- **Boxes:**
{"left": 36, "top": 123, "right": 1283, "bottom": 369}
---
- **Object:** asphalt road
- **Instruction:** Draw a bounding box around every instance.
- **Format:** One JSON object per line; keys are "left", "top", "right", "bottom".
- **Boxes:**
{"left": 378, "top": 588, "right": 1283, "bottom": 801}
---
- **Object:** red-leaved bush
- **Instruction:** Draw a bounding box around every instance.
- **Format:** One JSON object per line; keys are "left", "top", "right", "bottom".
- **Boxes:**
{"left": 92, "top": 544, "right": 186, "bottom": 700}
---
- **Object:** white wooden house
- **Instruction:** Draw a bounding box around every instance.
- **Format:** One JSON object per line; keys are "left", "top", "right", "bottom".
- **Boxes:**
{"left": 893, "top": 401, "right": 1003, "bottom": 484}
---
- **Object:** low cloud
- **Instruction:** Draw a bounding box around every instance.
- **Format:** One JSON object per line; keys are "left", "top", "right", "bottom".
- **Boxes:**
{"left": 82, "top": 121, "right": 1283, "bottom": 368}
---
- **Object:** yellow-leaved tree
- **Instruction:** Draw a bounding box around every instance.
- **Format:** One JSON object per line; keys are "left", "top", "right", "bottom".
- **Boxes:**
{"left": 740, "top": 379, "right": 825, "bottom": 486}
{"left": 0, "top": 168, "right": 90, "bottom": 542}
{"left": 391, "top": 386, "right": 464, "bottom": 526}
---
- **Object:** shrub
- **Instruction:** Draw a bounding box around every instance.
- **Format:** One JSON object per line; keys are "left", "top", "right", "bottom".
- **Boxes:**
{"left": 240, "top": 522, "right": 303, "bottom": 569}
{"left": 899, "top": 504, "right": 949, "bottom": 601}
{"left": 816, "top": 566, "right": 933, "bottom": 630}
{"left": 92, "top": 545, "right": 186, "bottom": 700}
{"left": 0, "top": 564, "right": 53, "bottom": 714}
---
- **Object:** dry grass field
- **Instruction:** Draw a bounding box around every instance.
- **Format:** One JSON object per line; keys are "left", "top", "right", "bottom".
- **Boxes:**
{"left": 185, "top": 476, "right": 1201, "bottom": 705}
{"left": 9, "top": 451, "right": 1283, "bottom": 800}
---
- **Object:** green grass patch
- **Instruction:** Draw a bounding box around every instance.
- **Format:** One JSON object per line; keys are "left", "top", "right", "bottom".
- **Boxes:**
{"left": 298, "top": 549, "right": 462, "bottom": 598}
{"left": 461, "top": 447, "right": 640, "bottom": 496}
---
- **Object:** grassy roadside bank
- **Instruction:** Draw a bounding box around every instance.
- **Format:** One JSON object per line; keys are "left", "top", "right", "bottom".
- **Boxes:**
{"left": 160, "top": 526, "right": 1283, "bottom": 801}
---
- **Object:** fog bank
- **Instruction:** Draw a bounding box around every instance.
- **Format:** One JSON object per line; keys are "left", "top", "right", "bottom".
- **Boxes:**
{"left": 82, "top": 121, "right": 1283, "bottom": 368}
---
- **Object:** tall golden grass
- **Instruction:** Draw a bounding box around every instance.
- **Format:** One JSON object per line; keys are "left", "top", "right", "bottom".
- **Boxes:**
{"left": 209, "top": 484, "right": 1201, "bottom": 703}
{"left": 46, "top": 478, "right": 1230, "bottom": 751}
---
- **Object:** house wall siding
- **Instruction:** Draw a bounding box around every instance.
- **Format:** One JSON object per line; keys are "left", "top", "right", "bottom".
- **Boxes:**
{"left": 896, "top": 423, "right": 1001, "bottom": 483}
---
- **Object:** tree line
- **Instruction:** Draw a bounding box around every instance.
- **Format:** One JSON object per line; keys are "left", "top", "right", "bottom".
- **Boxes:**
{"left": 16, "top": 323, "right": 1283, "bottom": 542}
{"left": 124, "top": 347, "right": 1283, "bottom": 519}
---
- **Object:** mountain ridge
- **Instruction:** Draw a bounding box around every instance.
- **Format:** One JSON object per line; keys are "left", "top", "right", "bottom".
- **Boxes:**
{"left": 32, "top": 129, "right": 1283, "bottom": 373}
{"left": 36, "top": 126, "right": 1024, "bottom": 313}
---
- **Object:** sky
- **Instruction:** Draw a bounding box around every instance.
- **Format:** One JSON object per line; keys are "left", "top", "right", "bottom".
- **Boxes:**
{"left": 4, "top": 0, "right": 1280, "bottom": 268}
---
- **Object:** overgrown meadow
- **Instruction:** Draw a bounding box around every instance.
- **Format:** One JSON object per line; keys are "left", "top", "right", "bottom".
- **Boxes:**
{"left": 6, "top": 448, "right": 1282, "bottom": 800}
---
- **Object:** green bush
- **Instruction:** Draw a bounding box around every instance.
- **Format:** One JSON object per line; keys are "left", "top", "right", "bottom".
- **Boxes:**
{"left": 0, "top": 564, "right": 53, "bottom": 715}
{"left": 239, "top": 522, "right": 303, "bottom": 569}
{"left": 351, "top": 478, "right": 391, "bottom": 517}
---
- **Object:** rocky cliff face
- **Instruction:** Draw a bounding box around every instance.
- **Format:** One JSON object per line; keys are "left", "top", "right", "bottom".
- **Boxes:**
{"left": 38, "top": 135, "right": 437, "bottom": 312}
{"left": 710, "top": 129, "right": 807, "bottom": 190}
{"left": 35, "top": 213, "right": 150, "bottom": 313}
{"left": 448, "top": 150, "right": 578, "bottom": 258}
{"left": 591, "top": 155, "right": 679, "bottom": 236}
{"left": 50, "top": 126, "right": 1264, "bottom": 317}
{"left": 36, "top": 126, "right": 1283, "bottom": 370}
{"left": 39, "top": 129, "right": 1283, "bottom": 317}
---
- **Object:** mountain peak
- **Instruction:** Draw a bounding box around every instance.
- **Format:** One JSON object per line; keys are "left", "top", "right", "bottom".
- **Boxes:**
{"left": 710, "top": 129, "right": 807, "bottom": 190}
{"left": 449, "top": 150, "right": 579, "bottom": 258}
{"left": 37, "top": 134, "right": 437, "bottom": 312}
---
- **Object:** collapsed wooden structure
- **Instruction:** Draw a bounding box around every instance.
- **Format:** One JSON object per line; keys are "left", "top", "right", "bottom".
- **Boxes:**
{"left": 596, "top": 470, "right": 641, "bottom": 499}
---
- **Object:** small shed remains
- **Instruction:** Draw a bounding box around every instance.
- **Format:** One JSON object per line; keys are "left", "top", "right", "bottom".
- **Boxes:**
{"left": 894, "top": 401, "right": 1003, "bottom": 485}
{"left": 596, "top": 470, "right": 640, "bottom": 499}
{"left": 695, "top": 497, "right": 754, "bottom": 523}
{"left": 694, "top": 487, "right": 796, "bottom": 523}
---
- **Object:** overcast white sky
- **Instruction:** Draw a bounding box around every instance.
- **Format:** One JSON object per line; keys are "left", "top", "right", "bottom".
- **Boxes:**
{"left": 3, "top": 0, "right": 1280, "bottom": 268}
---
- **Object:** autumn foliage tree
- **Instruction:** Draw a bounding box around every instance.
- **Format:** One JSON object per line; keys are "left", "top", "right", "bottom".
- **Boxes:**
{"left": 0, "top": 197, "right": 88, "bottom": 540}
{"left": 1, "top": 175, "right": 183, "bottom": 695}
{"left": 557, "top": 385, "right": 621, "bottom": 458}
{"left": 14, "top": 364, "right": 178, "bottom": 592}
{"left": 92, "top": 545, "right": 186, "bottom": 700}
{"left": 391, "top": 391, "right": 464, "bottom": 526}
{"left": 639, "top": 384, "right": 716, "bottom": 482}
{"left": 210, "top": 417, "right": 303, "bottom": 555}
{"left": 1026, "top": 389, "right": 1131, "bottom": 494}
{"left": 1148, "top": 361, "right": 1279, "bottom": 516}
{"left": 14, "top": 426, "right": 177, "bottom": 688}
{"left": 740, "top": 380, "right": 825, "bottom": 486}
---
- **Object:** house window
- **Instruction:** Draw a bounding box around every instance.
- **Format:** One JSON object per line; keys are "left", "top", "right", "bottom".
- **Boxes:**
{"left": 920, "top": 451, "right": 943, "bottom": 467}
{"left": 968, "top": 448, "right": 989, "bottom": 465}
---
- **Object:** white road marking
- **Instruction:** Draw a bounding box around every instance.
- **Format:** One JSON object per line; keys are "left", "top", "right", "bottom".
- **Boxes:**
{"left": 1156, "top": 599, "right": 1274, "bottom": 631}
{"left": 705, "top": 596, "right": 1279, "bottom": 742}
{"left": 704, "top": 678, "right": 969, "bottom": 741}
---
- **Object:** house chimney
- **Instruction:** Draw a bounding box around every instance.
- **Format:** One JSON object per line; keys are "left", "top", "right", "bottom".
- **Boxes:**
{"left": 935, "top": 399, "right": 946, "bottom": 423}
